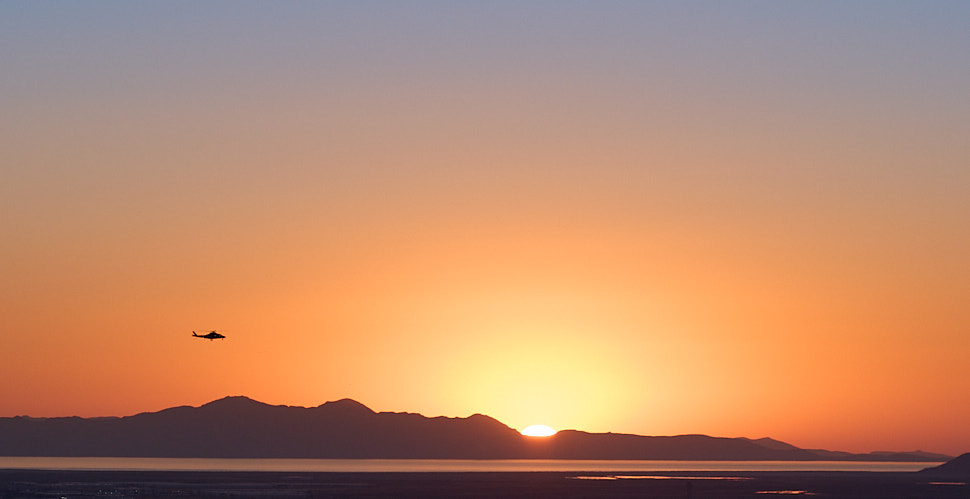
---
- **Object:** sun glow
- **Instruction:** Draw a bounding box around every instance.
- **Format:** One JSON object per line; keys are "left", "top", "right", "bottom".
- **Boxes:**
{"left": 521, "top": 424, "right": 558, "bottom": 437}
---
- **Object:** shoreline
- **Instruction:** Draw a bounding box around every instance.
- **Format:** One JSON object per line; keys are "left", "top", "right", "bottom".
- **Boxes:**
{"left": 0, "top": 456, "right": 940, "bottom": 473}
{"left": 1, "top": 469, "right": 967, "bottom": 498}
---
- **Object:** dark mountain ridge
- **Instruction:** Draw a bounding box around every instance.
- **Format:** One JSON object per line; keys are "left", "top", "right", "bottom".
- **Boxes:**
{"left": 0, "top": 396, "right": 952, "bottom": 461}
{"left": 920, "top": 453, "right": 970, "bottom": 476}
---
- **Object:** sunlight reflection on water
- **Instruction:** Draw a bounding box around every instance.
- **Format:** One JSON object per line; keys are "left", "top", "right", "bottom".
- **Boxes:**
{"left": 573, "top": 475, "right": 751, "bottom": 481}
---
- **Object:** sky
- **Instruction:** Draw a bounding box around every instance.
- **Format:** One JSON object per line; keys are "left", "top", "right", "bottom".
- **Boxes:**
{"left": 2, "top": 1, "right": 969, "bottom": 456}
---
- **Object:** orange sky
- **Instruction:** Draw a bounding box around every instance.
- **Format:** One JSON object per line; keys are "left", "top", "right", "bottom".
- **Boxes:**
{"left": 2, "top": 2, "right": 969, "bottom": 456}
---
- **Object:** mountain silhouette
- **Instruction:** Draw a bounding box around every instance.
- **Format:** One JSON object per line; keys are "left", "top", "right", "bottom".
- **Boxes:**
{"left": 919, "top": 453, "right": 970, "bottom": 476}
{"left": 739, "top": 437, "right": 803, "bottom": 451}
{"left": 0, "top": 396, "right": 953, "bottom": 461}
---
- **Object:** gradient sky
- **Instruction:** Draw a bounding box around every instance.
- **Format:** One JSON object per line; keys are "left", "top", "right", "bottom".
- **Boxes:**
{"left": 2, "top": 1, "right": 969, "bottom": 456}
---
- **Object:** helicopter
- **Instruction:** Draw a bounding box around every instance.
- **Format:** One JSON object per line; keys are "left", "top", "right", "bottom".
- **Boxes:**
{"left": 192, "top": 330, "right": 226, "bottom": 340}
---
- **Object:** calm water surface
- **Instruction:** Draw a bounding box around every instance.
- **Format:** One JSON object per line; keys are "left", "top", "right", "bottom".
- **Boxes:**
{"left": 0, "top": 457, "right": 939, "bottom": 473}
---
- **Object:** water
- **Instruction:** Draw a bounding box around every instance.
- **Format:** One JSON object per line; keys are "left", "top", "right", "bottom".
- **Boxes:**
{"left": 0, "top": 457, "right": 939, "bottom": 473}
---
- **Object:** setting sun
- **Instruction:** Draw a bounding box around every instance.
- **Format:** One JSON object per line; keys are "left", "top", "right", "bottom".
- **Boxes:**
{"left": 521, "top": 425, "right": 558, "bottom": 437}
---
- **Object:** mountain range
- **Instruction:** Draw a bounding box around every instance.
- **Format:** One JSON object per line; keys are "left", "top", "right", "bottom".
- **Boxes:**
{"left": 0, "top": 396, "right": 953, "bottom": 461}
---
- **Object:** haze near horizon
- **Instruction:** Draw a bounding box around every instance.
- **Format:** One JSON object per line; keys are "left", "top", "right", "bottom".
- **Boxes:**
{"left": 2, "top": 1, "right": 968, "bottom": 456}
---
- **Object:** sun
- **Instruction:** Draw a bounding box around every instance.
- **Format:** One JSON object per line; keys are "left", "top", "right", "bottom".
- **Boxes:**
{"left": 521, "top": 424, "right": 557, "bottom": 437}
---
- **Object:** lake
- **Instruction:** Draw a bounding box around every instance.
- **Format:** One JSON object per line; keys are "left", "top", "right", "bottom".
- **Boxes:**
{"left": 0, "top": 457, "right": 939, "bottom": 473}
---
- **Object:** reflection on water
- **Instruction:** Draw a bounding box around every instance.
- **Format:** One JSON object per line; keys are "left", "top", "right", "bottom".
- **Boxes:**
{"left": 0, "top": 457, "right": 940, "bottom": 473}
{"left": 615, "top": 475, "right": 751, "bottom": 480}
{"left": 573, "top": 475, "right": 750, "bottom": 481}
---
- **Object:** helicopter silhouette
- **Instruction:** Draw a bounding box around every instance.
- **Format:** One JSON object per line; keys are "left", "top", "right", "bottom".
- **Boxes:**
{"left": 192, "top": 330, "right": 226, "bottom": 340}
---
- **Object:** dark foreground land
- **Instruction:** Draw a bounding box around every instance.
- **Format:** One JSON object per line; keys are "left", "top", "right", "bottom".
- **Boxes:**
{"left": 0, "top": 469, "right": 967, "bottom": 498}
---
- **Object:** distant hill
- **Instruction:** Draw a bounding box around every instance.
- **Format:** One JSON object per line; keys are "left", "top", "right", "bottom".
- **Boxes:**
{"left": 806, "top": 448, "right": 955, "bottom": 462}
{"left": 919, "top": 453, "right": 970, "bottom": 476}
{"left": 0, "top": 396, "right": 952, "bottom": 461}
{"left": 739, "top": 437, "right": 804, "bottom": 452}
